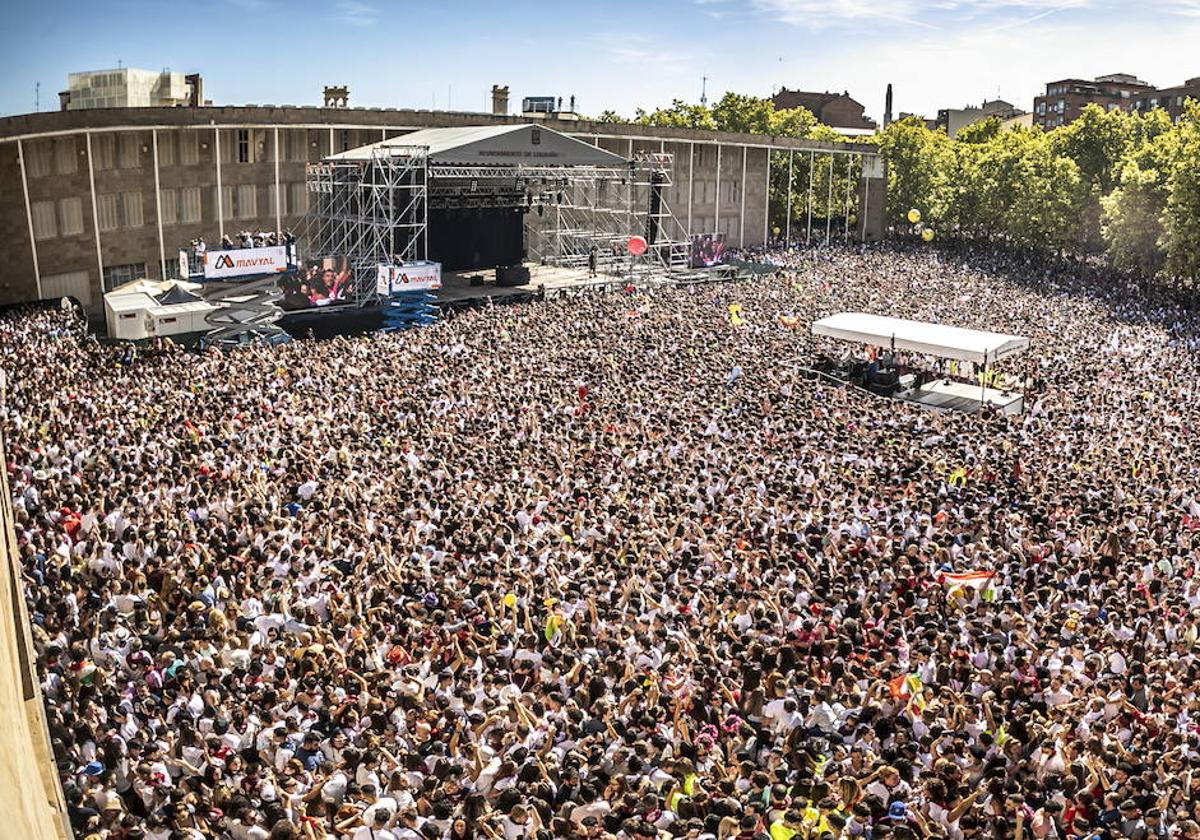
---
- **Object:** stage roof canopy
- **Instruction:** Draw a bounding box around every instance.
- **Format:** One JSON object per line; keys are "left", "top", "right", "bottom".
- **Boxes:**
{"left": 811, "top": 312, "right": 1030, "bottom": 363}
{"left": 328, "top": 124, "right": 628, "bottom": 167}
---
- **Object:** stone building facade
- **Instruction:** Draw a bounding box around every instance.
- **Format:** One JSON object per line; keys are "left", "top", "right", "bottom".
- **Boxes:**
{"left": 0, "top": 106, "right": 884, "bottom": 309}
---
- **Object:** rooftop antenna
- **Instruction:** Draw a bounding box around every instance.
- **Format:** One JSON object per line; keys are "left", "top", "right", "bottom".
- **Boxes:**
{"left": 35, "top": 81, "right": 40, "bottom": 113}
{"left": 700, "top": 74, "right": 708, "bottom": 108}
{"left": 118, "top": 59, "right": 123, "bottom": 69}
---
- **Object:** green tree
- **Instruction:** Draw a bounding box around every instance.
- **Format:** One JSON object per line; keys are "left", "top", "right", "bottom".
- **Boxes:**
{"left": 956, "top": 117, "right": 1002, "bottom": 145}
{"left": 1161, "top": 101, "right": 1200, "bottom": 285}
{"left": 1101, "top": 158, "right": 1168, "bottom": 276}
{"left": 593, "top": 110, "right": 629, "bottom": 124}
{"left": 877, "top": 117, "right": 948, "bottom": 228}
{"left": 768, "top": 106, "right": 818, "bottom": 138}
{"left": 711, "top": 92, "right": 775, "bottom": 135}
{"left": 634, "top": 99, "right": 717, "bottom": 130}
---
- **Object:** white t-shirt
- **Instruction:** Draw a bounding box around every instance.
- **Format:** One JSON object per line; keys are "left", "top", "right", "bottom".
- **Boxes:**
{"left": 351, "top": 828, "right": 397, "bottom": 840}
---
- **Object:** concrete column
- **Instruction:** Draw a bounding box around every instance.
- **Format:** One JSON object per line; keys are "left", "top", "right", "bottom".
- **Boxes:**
{"left": 714, "top": 143, "right": 721, "bottom": 237}
{"left": 152, "top": 130, "right": 166, "bottom": 280}
{"left": 825, "top": 155, "right": 834, "bottom": 245}
{"left": 273, "top": 127, "right": 282, "bottom": 233}
{"left": 85, "top": 133, "right": 104, "bottom": 290}
{"left": 763, "top": 149, "right": 771, "bottom": 245}
{"left": 739, "top": 145, "right": 747, "bottom": 247}
{"left": 785, "top": 151, "right": 793, "bottom": 245}
{"left": 806, "top": 151, "right": 815, "bottom": 245}
{"left": 687, "top": 142, "right": 694, "bottom": 232}
{"left": 214, "top": 127, "right": 224, "bottom": 240}
{"left": 15, "top": 139, "right": 42, "bottom": 299}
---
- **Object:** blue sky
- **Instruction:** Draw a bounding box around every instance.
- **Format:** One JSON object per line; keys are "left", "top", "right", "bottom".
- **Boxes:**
{"left": 2, "top": 0, "right": 1198, "bottom": 123}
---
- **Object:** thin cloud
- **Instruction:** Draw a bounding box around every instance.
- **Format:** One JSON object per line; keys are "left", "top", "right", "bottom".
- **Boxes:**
{"left": 745, "top": 0, "right": 1200, "bottom": 28}
{"left": 595, "top": 34, "right": 694, "bottom": 72}
{"left": 336, "top": 0, "right": 380, "bottom": 27}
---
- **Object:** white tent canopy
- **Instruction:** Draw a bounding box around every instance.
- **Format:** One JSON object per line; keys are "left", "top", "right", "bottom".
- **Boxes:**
{"left": 811, "top": 312, "right": 1030, "bottom": 364}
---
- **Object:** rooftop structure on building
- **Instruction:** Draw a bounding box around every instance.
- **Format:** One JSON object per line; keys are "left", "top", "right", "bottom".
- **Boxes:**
{"left": 59, "top": 67, "right": 205, "bottom": 111}
{"left": 936, "top": 98, "right": 1026, "bottom": 138}
{"left": 1033, "top": 73, "right": 1154, "bottom": 129}
{"left": 771, "top": 88, "right": 877, "bottom": 132}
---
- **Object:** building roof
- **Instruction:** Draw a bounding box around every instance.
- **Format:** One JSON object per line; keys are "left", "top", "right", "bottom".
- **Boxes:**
{"left": 327, "top": 123, "right": 628, "bottom": 166}
{"left": 771, "top": 89, "right": 877, "bottom": 129}
{"left": 811, "top": 312, "right": 1030, "bottom": 363}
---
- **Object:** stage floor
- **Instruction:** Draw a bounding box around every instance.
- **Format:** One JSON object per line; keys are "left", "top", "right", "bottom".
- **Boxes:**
{"left": 897, "top": 379, "right": 1024, "bottom": 415}
{"left": 435, "top": 264, "right": 622, "bottom": 304}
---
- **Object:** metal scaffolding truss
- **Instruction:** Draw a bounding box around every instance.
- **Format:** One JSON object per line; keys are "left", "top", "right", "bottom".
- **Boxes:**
{"left": 524, "top": 151, "right": 696, "bottom": 280}
{"left": 300, "top": 145, "right": 429, "bottom": 306}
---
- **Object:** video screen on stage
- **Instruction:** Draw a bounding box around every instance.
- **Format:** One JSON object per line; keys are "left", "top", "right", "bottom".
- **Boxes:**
{"left": 690, "top": 233, "right": 727, "bottom": 268}
{"left": 280, "top": 257, "right": 354, "bottom": 310}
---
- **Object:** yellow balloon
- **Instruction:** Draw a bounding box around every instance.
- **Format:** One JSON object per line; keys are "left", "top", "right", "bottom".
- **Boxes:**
{"left": 772, "top": 226, "right": 781, "bottom": 236}
{"left": 907, "top": 208, "right": 921, "bottom": 224}
{"left": 502, "top": 593, "right": 517, "bottom": 608}
{"left": 922, "top": 228, "right": 935, "bottom": 242}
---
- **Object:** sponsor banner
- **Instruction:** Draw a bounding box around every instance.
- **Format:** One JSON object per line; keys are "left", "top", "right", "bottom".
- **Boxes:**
{"left": 203, "top": 245, "right": 292, "bottom": 280}
{"left": 178, "top": 249, "right": 190, "bottom": 280}
{"left": 376, "top": 261, "right": 442, "bottom": 294}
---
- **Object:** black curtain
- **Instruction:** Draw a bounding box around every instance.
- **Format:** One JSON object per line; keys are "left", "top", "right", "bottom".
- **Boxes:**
{"left": 428, "top": 207, "right": 524, "bottom": 271}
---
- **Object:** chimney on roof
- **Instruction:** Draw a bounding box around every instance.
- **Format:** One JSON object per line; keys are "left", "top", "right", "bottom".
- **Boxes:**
{"left": 185, "top": 73, "right": 204, "bottom": 108}
{"left": 323, "top": 85, "right": 349, "bottom": 108}
{"left": 491, "top": 85, "right": 510, "bottom": 116}
{"left": 59, "top": 90, "right": 71, "bottom": 111}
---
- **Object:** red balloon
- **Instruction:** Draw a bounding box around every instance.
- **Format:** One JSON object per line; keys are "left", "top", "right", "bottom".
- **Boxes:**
{"left": 627, "top": 236, "right": 648, "bottom": 256}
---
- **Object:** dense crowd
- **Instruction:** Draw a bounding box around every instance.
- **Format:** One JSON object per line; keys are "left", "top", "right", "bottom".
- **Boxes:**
{"left": 5, "top": 245, "right": 1200, "bottom": 840}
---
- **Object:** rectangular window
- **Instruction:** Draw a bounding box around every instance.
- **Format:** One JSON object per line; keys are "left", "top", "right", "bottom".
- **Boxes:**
{"left": 340, "top": 129, "right": 351, "bottom": 152}
{"left": 31, "top": 200, "right": 57, "bottom": 240}
{"left": 96, "top": 193, "right": 120, "bottom": 231}
{"left": 268, "top": 183, "right": 287, "bottom": 218}
{"left": 180, "top": 187, "right": 201, "bottom": 223}
{"left": 160, "top": 188, "right": 178, "bottom": 225}
{"left": 218, "top": 185, "right": 234, "bottom": 220}
{"left": 102, "top": 263, "right": 147, "bottom": 292}
{"left": 290, "top": 182, "right": 308, "bottom": 214}
{"left": 59, "top": 197, "right": 84, "bottom": 236}
{"left": 179, "top": 131, "right": 200, "bottom": 165}
{"left": 41, "top": 270, "right": 92, "bottom": 307}
{"left": 236, "top": 184, "right": 257, "bottom": 218}
{"left": 292, "top": 130, "right": 310, "bottom": 162}
{"left": 122, "top": 192, "right": 144, "bottom": 227}
{"left": 25, "top": 141, "right": 53, "bottom": 178}
{"left": 92, "top": 135, "right": 115, "bottom": 170}
{"left": 157, "top": 132, "right": 176, "bottom": 166}
{"left": 237, "top": 128, "right": 250, "bottom": 163}
{"left": 118, "top": 134, "right": 140, "bottom": 169}
{"left": 55, "top": 138, "right": 77, "bottom": 175}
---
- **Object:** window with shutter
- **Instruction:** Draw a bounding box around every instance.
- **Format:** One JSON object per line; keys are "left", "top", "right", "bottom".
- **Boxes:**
{"left": 179, "top": 131, "right": 200, "bottom": 165}
{"left": 59, "top": 198, "right": 84, "bottom": 236}
{"left": 55, "top": 138, "right": 77, "bottom": 175}
{"left": 180, "top": 188, "right": 202, "bottom": 223}
{"left": 237, "top": 184, "right": 257, "bottom": 218}
{"left": 160, "top": 189, "right": 178, "bottom": 225}
{"left": 31, "top": 200, "right": 57, "bottom": 240}
{"left": 122, "top": 192, "right": 144, "bottom": 227}
{"left": 96, "top": 194, "right": 120, "bottom": 231}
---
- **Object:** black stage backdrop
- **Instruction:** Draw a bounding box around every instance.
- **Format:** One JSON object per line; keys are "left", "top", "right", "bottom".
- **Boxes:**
{"left": 428, "top": 207, "right": 524, "bottom": 271}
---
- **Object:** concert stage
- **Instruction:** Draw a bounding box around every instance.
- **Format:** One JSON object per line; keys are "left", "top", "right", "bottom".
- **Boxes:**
{"left": 896, "top": 377, "right": 1024, "bottom": 415}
